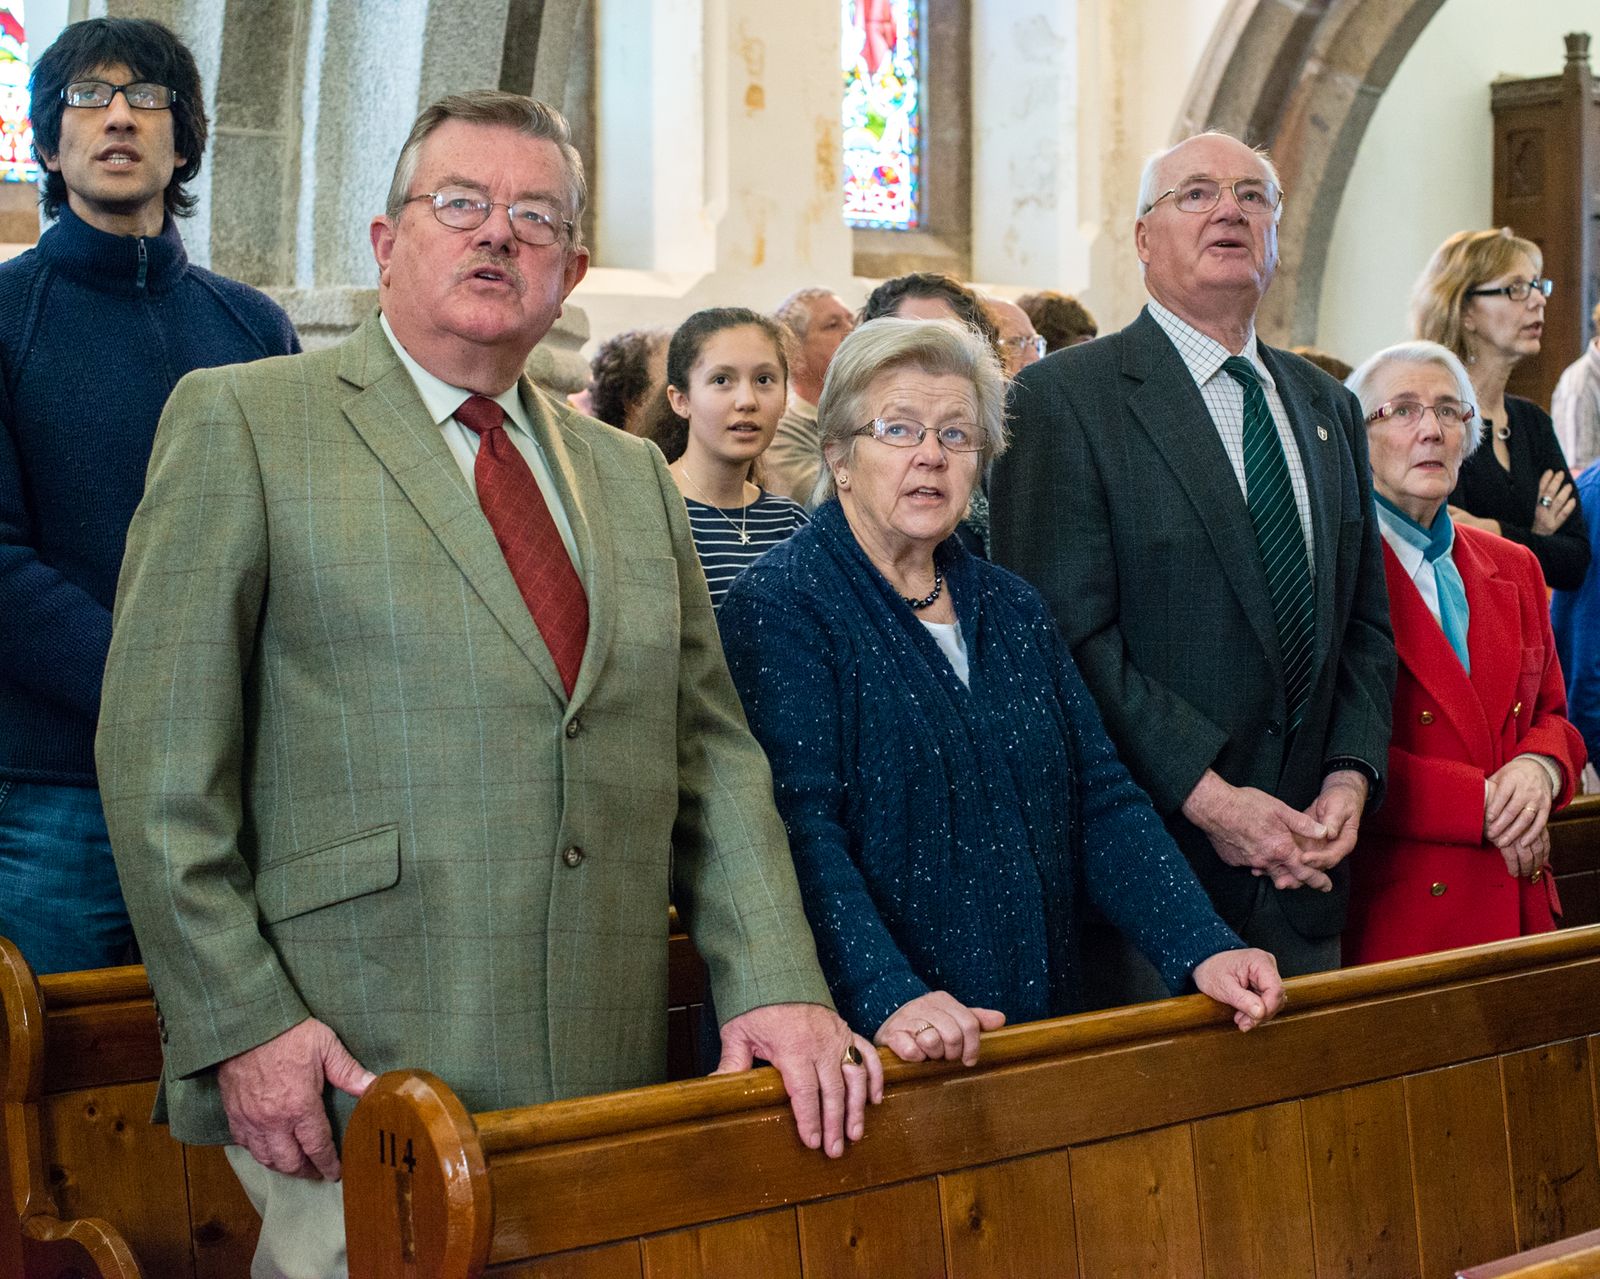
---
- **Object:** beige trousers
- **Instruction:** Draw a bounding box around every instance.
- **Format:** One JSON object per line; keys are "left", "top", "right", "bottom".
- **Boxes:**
{"left": 225, "top": 1145, "right": 348, "bottom": 1279}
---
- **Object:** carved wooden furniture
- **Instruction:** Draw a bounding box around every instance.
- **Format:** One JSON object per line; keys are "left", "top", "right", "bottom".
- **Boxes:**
{"left": 1491, "top": 32, "right": 1600, "bottom": 409}
{"left": 342, "top": 925, "right": 1600, "bottom": 1278}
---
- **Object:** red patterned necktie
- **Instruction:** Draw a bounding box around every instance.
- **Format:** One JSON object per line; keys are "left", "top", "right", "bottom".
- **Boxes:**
{"left": 454, "top": 394, "right": 588, "bottom": 696}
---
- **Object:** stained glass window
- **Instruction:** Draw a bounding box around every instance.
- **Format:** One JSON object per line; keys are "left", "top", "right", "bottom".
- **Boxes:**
{"left": 842, "top": 0, "right": 920, "bottom": 230}
{"left": 0, "top": 3, "right": 37, "bottom": 184}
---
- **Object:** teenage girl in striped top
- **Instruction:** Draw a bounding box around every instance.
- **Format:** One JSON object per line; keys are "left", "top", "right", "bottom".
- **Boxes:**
{"left": 652, "top": 308, "right": 810, "bottom": 609}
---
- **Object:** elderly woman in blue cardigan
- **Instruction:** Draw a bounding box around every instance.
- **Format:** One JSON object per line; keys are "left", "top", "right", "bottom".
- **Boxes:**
{"left": 719, "top": 318, "right": 1285, "bottom": 1066}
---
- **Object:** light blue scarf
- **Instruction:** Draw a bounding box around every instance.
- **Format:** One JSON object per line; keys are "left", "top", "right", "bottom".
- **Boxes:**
{"left": 1375, "top": 492, "right": 1471, "bottom": 673}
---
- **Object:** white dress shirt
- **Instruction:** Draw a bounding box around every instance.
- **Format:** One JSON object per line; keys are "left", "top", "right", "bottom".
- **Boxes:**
{"left": 1147, "top": 299, "right": 1315, "bottom": 558}
{"left": 380, "top": 314, "right": 581, "bottom": 570}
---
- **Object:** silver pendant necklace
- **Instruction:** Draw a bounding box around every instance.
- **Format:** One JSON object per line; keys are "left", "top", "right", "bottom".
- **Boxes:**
{"left": 682, "top": 468, "right": 755, "bottom": 544}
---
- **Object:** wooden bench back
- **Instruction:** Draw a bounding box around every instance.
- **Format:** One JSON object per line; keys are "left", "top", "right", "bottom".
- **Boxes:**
{"left": 1551, "top": 793, "right": 1600, "bottom": 926}
{"left": 342, "top": 926, "right": 1600, "bottom": 1279}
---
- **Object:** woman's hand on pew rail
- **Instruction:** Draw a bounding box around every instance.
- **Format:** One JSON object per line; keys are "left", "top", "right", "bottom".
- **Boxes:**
{"left": 217, "top": 1016, "right": 377, "bottom": 1181}
{"left": 715, "top": 1002, "right": 883, "bottom": 1159}
{"left": 874, "top": 991, "right": 1006, "bottom": 1066}
{"left": 1190, "top": 948, "right": 1286, "bottom": 1032}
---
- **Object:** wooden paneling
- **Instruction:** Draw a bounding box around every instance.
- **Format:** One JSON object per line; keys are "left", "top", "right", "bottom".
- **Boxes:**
{"left": 1193, "top": 1101, "right": 1315, "bottom": 1278}
{"left": 1406, "top": 1060, "right": 1518, "bottom": 1277}
{"left": 641, "top": 1210, "right": 800, "bottom": 1278}
{"left": 1551, "top": 797, "right": 1600, "bottom": 929}
{"left": 40, "top": 1080, "right": 193, "bottom": 1278}
{"left": 491, "top": 1240, "right": 642, "bottom": 1277}
{"left": 1502, "top": 1040, "right": 1600, "bottom": 1250}
{"left": 1070, "top": 1125, "right": 1203, "bottom": 1278}
{"left": 939, "top": 1151, "right": 1077, "bottom": 1279}
{"left": 794, "top": 1179, "right": 946, "bottom": 1279}
{"left": 1301, "top": 1080, "right": 1421, "bottom": 1279}
{"left": 184, "top": 1142, "right": 261, "bottom": 1279}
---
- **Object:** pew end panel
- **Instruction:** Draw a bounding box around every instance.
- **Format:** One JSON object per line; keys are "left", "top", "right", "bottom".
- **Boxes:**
{"left": 344, "top": 927, "right": 1600, "bottom": 1279}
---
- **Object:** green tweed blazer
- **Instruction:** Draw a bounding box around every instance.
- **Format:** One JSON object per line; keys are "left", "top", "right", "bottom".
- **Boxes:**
{"left": 96, "top": 313, "right": 832, "bottom": 1146}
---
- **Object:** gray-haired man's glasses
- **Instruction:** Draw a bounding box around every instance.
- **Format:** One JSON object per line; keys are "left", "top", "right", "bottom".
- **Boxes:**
{"left": 405, "top": 187, "right": 573, "bottom": 246}
{"left": 1144, "top": 177, "right": 1282, "bottom": 216}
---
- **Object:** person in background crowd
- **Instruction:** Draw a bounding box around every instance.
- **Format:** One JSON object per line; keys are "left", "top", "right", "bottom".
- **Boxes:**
{"left": 861, "top": 272, "right": 998, "bottom": 555}
{"left": 769, "top": 288, "right": 855, "bottom": 505}
{"left": 658, "top": 308, "right": 809, "bottom": 610}
{"left": 984, "top": 296, "right": 1047, "bottom": 379}
{"left": 1412, "top": 228, "right": 1589, "bottom": 591}
{"left": 1551, "top": 457, "right": 1600, "bottom": 785}
{"left": 1344, "top": 341, "right": 1581, "bottom": 963}
{"left": 583, "top": 327, "right": 669, "bottom": 436}
{"left": 0, "top": 17, "right": 298, "bottom": 976}
{"left": 1553, "top": 300, "right": 1600, "bottom": 474}
{"left": 1018, "top": 290, "right": 1098, "bottom": 352}
{"left": 1290, "top": 346, "right": 1353, "bottom": 382}
{"left": 721, "top": 318, "right": 1284, "bottom": 1066}
{"left": 992, "top": 131, "right": 1394, "bottom": 1002}
{"left": 97, "top": 92, "right": 879, "bottom": 1279}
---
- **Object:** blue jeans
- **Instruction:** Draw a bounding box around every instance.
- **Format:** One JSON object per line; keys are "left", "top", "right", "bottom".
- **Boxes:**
{"left": 0, "top": 780, "right": 135, "bottom": 974}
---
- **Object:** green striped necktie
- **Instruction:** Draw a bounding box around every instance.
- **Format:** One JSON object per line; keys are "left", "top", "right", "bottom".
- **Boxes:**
{"left": 1221, "top": 356, "right": 1314, "bottom": 732}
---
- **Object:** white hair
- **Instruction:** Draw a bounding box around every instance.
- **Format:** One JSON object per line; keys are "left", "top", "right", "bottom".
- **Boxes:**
{"left": 1345, "top": 339, "right": 1484, "bottom": 458}
{"left": 1134, "top": 131, "right": 1285, "bottom": 227}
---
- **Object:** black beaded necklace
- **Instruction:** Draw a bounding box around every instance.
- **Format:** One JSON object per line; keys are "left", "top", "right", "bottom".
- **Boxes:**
{"left": 901, "top": 569, "right": 944, "bottom": 611}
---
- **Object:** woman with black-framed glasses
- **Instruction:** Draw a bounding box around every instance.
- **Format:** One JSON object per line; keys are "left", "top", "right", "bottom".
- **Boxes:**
{"left": 1411, "top": 227, "right": 1589, "bottom": 589}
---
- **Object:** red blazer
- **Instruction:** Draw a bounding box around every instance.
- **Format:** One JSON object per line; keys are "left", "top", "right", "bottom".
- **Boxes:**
{"left": 1345, "top": 525, "right": 1585, "bottom": 964}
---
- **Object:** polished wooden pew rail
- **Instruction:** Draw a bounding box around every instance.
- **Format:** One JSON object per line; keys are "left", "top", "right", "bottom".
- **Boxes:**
{"left": 343, "top": 925, "right": 1600, "bottom": 1277}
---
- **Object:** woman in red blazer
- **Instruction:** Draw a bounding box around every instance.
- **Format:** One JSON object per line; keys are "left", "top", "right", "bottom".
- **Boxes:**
{"left": 1344, "top": 341, "right": 1584, "bottom": 964}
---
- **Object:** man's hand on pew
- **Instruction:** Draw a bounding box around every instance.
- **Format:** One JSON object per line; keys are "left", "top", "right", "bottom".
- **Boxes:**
{"left": 1191, "top": 949, "right": 1286, "bottom": 1032}
{"left": 715, "top": 1003, "right": 884, "bottom": 1159}
{"left": 217, "top": 1017, "right": 377, "bottom": 1181}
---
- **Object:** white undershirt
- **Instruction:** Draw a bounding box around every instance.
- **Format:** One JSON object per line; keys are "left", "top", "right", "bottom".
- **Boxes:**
{"left": 921, "top": 619, "right": 969, "bottom": 686}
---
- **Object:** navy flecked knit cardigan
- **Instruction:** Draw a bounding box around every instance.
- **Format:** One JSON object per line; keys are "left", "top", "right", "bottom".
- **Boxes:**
{"left": 719, "top": 500, "right": 1243, "bottom": 1032}
{"left": 0, "top": 207, "right": 299, "bottom": 785}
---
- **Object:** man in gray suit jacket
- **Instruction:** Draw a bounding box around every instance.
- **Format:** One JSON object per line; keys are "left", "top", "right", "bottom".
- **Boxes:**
{"left": 991, "top": 132, "right": 1394, "bottom": 998}
{"left": 98, "top": 92, "right": 881, "bottom": 1278}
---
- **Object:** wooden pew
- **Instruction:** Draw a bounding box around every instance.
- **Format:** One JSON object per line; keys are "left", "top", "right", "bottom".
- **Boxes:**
{"left": 1551, "top": 793, "right": 1600, "bottom": 927}
{"left": 0, "top": 940, "right": 259, "bottom": 1278}
{"left": 1459, "top": 1227, "right": 1600, "bottom": 1277}
{"left": 0, "top": 925, "right": 708, "bottom": 1278}
{"left": 342, "top": 925, "right": 1600, "bottom": 1279}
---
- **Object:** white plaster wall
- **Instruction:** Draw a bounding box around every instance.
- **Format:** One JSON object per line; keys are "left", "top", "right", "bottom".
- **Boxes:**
{"left": 579, "top": 0, "right": 1236, "bottom": 347}
{"left": 579, "top": 0, "right": 856, "bottom": 340}
{"left": 1316, "top": 0, "right": 1597, "bottom": 369}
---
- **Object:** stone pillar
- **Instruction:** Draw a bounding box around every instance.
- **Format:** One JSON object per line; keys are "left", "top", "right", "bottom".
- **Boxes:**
{"left": 92, "top": 0, "right": 590, "bottom": 388}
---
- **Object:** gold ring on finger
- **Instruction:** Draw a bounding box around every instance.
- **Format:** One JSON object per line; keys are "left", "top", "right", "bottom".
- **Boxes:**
{"left": 842, "top": 1044, "right": 863, "bottom": 1067}
{"left": 911, "top": 1022, "right": 936, "bottom": 1036}
{"left": 1523, "top": 805, "right": 1537, "bottom": 813}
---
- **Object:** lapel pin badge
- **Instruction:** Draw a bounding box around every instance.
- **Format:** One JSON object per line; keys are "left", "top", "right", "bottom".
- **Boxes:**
{"left": 1317, "top": 425, "right": 1329, "bottom": 441}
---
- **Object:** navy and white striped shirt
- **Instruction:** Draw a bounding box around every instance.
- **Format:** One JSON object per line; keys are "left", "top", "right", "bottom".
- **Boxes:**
{"left": 684, "top": 491, "right": 809, "bottom": 609}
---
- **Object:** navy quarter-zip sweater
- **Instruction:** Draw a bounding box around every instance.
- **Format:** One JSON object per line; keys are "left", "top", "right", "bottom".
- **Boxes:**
{"left": 0, "top": 206, "right": 299, "bottom": 784}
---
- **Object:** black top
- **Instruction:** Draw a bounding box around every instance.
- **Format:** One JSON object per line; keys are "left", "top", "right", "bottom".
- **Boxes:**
{"left": 1451, "top": 395, "right": 1590, "bottom": 591}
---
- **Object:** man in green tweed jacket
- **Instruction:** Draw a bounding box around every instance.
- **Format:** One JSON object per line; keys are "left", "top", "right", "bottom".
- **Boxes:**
{"left": 97, "top": 91, "right": 881, "bottom": 1278}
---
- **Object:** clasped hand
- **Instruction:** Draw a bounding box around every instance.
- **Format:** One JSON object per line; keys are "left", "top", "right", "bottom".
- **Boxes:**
{"left": 1184, "top": 769, "right": 1366, "bottom": 892}
{"left": 1484, "top": 756, "right": 1553, "bottom": 878}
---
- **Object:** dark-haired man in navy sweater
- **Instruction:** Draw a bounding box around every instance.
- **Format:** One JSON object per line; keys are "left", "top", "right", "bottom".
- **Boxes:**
{"left": 0, "top": 17, "right": 297, "bottom": 973}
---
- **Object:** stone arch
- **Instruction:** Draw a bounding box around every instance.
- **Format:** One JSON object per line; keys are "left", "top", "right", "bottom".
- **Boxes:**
{"left": 1177, "top": 0, "right": 1448, "bottom": 343}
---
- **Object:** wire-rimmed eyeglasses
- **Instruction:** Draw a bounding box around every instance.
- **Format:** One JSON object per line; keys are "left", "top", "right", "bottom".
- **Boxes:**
{"left": 1143, "top": 177, "right": 1282, "bottom": 216}
{"left": 403, "top": 187, "right": 574, "bottom": 247}
{"left": 853, "top": 418, "right": 986, "bottom": 454}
